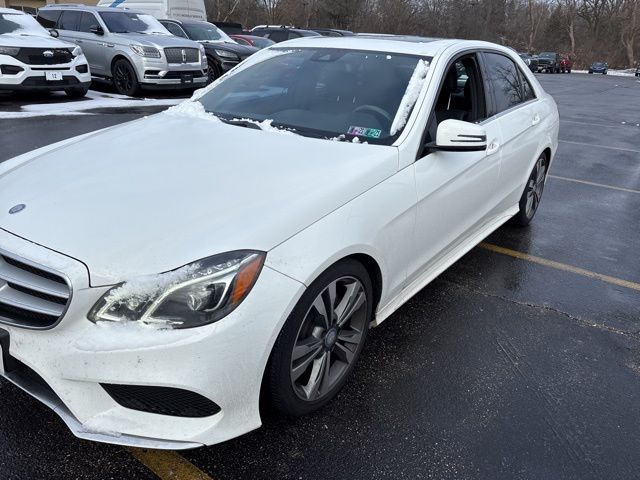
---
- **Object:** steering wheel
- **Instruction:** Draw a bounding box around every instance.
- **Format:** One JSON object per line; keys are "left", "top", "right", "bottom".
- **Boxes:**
{"left": 352, "top": 105, "right": 393, "bottom": 125}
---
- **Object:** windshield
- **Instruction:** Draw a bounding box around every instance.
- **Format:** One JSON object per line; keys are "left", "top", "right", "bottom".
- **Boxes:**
{"left": 0, "top": 12, "right": 49, "bottom": 36}
{"left": 540, "top": 52, "right": 555, "bottom": 58}
{"left": 182, "top": 22, "right": 232, "bottom": 42}
{"left": 99, "top": 12, "right": 170, "bottom": 34}
{"left": 197, "top": 48, "right": 431, "bottom": 144}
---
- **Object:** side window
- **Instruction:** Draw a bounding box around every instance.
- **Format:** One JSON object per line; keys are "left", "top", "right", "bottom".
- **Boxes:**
{"left": 424, "top": 54, "right": 487, "bottom": 144}
{"left": 483, "top": 52, "right": 525, "bottom": 114}
{"left": 268, "top": 30, "right": 287, "bottom": 42}
{"left": 287, "top": 31, "right": 301, "bottom": 40}
{"left": 78, "top": 12, "right": 99, "bottom": 33}
{"left": 519, "top": 68, "right": 536, "bottom": 101}
{"left": 58, "top": 10, "right": 82, "bottom": 31}
{"left": 164, "top": 22, "right": 188, "bottom": 38}
{"left": 37, "top": 10, "right": 61, "bottom": 29}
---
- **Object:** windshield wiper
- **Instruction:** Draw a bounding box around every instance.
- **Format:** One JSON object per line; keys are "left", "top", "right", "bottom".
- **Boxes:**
{"left": 218, "top": 118, "right": 262, "bottom": 130}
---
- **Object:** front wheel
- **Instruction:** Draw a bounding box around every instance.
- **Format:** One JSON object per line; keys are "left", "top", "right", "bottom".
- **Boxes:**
{"left": 206, "top": 59, "right": 220, "bottom": 84}
{"left": 112, "top": 59, "right": 141, "bottom": 97}
{"left": 513, "top": 154, "right": 548, "bottom": 227}
{"left": 64, "top": 85, "right": 89, "bottom": 98}
{"left": 267, "top": 259, "right": 372, "bottom": 416}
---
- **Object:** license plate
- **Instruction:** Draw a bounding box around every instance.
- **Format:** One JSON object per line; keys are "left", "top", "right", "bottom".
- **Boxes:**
{"left": 45, "top": 71, "right": 63, "bottom": 81}
{"left": 181, "top": 74, "right": 193, "bottom": 84}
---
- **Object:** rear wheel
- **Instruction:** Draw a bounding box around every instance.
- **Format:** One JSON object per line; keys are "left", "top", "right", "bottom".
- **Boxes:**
{"left": 267, "top": 259, "right": 372, "bottom": 416}
{"left": 513, "top": 154, "right": 548, "bottom": 227}
{"left": 112, "top": 59, "right": 141, "bottom": 97}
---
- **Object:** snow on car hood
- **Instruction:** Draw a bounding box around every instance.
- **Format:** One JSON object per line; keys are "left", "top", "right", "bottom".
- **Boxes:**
{"left": 0, "top": 33, "right": 77, "bottom": 50}
{"left": 0, "top": 113, "right": 397, "bottom": 286}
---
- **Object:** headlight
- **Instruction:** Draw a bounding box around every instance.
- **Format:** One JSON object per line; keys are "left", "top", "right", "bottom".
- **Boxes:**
{"left": 199, "top": 45, "right": 207, "bottom": 64}
{"left": 88, "top": 251, "right": 265, "bottom": 328}
{"left": 0, "top": 46, "right": 20, "bottom": 57}
{"left": 215, "top": 49, "right": 239, "bottom": 60}
{"left": 525, "top": 58, "right": 531, "bottom": 65}
{"left": 71, "top": 46, "right": 83, "bottom": 57}
{"left": 130, "top": 44, "right": 161, "bottom": 58}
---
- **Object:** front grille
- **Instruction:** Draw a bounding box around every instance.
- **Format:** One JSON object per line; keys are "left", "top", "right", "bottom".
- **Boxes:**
{"left": 20, "top": 76, "right": 80, "bottom": 87}
{"left": 101, "top": 383, "right": 221, "bottom": 418}
{"left": 0, "top": 253, "right": 70, "bottom": 329}
{"left": 163, "top": 70, "right": 206, "bottom": 79}
{"left": 15, "top": 48, "right": 73, "bottom": 66}
{"left": 164, "top": 47, "right": 199, "bottom": 64}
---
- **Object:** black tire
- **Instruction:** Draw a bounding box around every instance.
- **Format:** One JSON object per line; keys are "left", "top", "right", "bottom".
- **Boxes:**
{"left": 512, "top": 153, "right": 548, "bottom": 227}
{"left": 568, "top": 69, "right": 571, "bottom": 73}
{"left": 64, "top": 85, "right": 89, "bottom": 98}
{"left": 206, "top": 59, "right": 220, "bottom": 85}
{"left": 266, "top": 259, "right": 373, "bottom": 416}
{"left": 112, "top": 58, "right": 141, "bottom": 97}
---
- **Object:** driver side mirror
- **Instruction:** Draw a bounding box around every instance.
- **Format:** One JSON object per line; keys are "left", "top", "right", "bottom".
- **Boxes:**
{"left": 49, "top": 29, "right": 59, "bottom": 38}
{"left": 90, "top": 25, "right": 104, "bottom": 36}
{"left": 424, "top": 119, "right": 487, "bottom": 154}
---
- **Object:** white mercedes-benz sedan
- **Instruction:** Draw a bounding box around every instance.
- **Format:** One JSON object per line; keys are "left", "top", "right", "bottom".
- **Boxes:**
{"left": 0, "top": 36, "right": 558, "bottom": 449}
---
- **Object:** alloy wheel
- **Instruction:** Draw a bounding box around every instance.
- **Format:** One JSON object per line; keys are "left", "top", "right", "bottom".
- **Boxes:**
{"left": 525, "top": 156, "right": 547, "bottom": 218}
{"left": 290, "top": 276, "right": 368, "bottom": 401}
{"left": 114, "top": 63, "right": 134, "bottom": 94}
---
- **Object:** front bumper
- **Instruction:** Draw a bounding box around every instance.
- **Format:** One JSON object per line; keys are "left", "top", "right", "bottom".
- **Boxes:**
{"left": 0, "top": 228, "right": 305, "bottom": 448}
{"left": 0, "top": 53, "right": 91, "bottom": 91}
{"left": 132, "top": 56, "right": 207, "bottom": 89}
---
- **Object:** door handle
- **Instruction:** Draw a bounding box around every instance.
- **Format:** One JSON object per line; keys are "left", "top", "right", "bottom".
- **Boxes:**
{"left": 486, "top": 140, "right": 500, "bottom": 155}
{"left": 532, "top": 114, "right": 541, "bottom": 126}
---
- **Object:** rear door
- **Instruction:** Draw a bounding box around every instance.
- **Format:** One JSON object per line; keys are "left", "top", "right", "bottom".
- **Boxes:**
{"left": 481, "top": 52, "right": 542, "bottom": 207}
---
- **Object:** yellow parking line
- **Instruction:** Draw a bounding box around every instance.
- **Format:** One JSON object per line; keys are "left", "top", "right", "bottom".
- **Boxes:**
{"left": 479, "top": 243, "right": 640, "bottom": 292}
{"left": 548, "top": 175, "right": 640, "bottom": 194}
{"left": 127, "top": 448, "right": 213, "bottom": 480}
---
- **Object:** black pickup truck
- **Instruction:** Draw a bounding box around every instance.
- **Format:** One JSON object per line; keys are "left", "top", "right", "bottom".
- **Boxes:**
{"left": 537, "top": 52, "right": 561, "bottom": 73}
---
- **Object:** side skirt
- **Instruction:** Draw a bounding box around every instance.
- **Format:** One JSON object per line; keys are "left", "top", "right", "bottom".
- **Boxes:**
{"left": 373, "top": 204, "right": 519, "bottom": 326}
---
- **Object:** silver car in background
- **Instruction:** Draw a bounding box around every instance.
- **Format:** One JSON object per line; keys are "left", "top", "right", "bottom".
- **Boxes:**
{"left": 37, "top": 5, "right": 208, "bottom": 96}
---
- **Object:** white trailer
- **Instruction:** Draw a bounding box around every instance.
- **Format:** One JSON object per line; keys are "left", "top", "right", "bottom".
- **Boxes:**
{"left": 96, "top": 0, "right": 207, "bottom": 21}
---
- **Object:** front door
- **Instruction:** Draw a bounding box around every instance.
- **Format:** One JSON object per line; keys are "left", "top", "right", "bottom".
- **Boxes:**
{"left": 407, "top": 53, "right": 503, "bottom": 285}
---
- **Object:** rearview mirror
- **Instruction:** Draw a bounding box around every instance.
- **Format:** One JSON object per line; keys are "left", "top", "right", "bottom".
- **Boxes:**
{"left": 49, "top": 29, "right": 59, "bottom": 38}
{"left": 425, "top": 119, "right": 487, "bottom": 153}
{"left": 90, "top": 25, "right": 104, "bottom": 36}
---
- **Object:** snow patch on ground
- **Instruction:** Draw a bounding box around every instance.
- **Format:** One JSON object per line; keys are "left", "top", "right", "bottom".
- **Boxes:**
{"left": 572, "top": 69, "right": 636, "bottom": 77}
{"left": 390, "top": 59, "right": 430, "bottom": 135}
{"left": 0, "top": 90, "right": 183, "bottom": 119}
{"left": 75, "top": 320, "right": 198, "bottom": 352}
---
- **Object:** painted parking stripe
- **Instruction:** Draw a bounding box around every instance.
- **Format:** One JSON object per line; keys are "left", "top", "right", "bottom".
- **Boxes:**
{"left": 548, "top": 175, "right": 640, "bottom": 194}
{"left": 479, "top": 243, "right": 640, "bottom": 292}
{"left": 559, "top": 139, "right": 640, "bottom": 155}
{"left": 127, "top": 448, "right": 213, "bottom": 480}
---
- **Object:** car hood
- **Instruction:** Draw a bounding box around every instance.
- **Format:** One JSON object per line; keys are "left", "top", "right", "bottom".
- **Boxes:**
{"left": 200, "top": 40, "right": 257, "bottom": 56}
{"left": 113, "top": 32, "right": 200, "bottom": 48}
{"left": 0, "top": 111, "right": 397, "bottom": 286}
{"left": 0, "top": 33, "right": 77, "bottom": 49}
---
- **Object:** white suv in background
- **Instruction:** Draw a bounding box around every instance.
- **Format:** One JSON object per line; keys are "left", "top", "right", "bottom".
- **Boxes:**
{"left": 0, "top": 8, "right": 91, "bottom": 97}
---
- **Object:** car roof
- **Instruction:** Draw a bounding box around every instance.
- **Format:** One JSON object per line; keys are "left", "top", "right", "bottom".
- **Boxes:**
{"left": 41, "top": 4, "right": 146, "bottom": 14}
{"left": 0, "top": 7, "right": 28, "bottom": 14}
{"left": 276, "top": 35, "right": 497, "bottom": 58}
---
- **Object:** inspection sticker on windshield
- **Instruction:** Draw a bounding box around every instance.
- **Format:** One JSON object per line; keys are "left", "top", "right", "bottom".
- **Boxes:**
{"left": 348, "top": 126, "right": 382, "bottom": 139}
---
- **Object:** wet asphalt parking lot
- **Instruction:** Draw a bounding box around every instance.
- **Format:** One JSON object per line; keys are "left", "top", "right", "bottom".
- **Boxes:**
{"left": 0, "top": 72, "right": 639, "bottom": 480}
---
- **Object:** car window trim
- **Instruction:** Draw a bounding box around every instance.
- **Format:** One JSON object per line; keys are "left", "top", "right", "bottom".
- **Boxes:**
{"left": 415, "top": 49, "right": 487, "bottom": 162}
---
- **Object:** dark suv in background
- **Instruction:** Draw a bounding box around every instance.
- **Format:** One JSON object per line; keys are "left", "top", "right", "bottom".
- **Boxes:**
{"left": 250, "top": 25, "right": 320, "bottom": 43}
{"left": 537, "top": 52, "right": 561, "bottom": 73}
{"left": 159, "top": 19, "right": 257, "bottom": 83}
